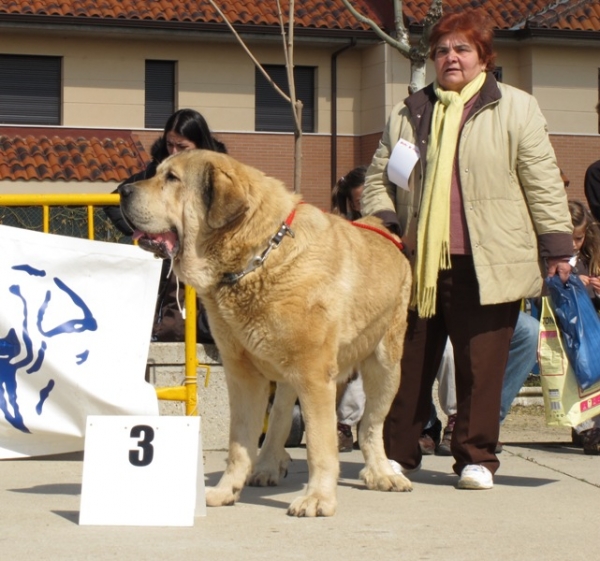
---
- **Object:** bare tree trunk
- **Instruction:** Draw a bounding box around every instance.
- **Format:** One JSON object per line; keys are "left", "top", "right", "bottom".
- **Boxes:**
{"left": 280, "top": 0, "right": 303, "bottom": 193}
{"left": 293, "top": 100, "right": 303, "bottom": 193}
{"left": 340, "top": 0, "right": 443, "bottom": 93}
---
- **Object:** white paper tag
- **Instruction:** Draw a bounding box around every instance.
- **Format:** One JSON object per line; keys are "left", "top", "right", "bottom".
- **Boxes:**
{"left": 388, "top": 139, "right": 420, "bottom": 191}
{"left": 79, "top": 415, "right": 205, "bottom": 526}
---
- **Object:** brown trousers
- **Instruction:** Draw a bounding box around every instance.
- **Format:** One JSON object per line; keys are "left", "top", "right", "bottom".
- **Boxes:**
{"left": 383, "top": 255, "right": 520, "bottom": 475}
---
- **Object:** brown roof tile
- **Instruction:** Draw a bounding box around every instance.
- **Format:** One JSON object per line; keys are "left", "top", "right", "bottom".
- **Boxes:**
{"left": 0, "top": 0, "right": 381, "bottom": 31}
{"left": 404, "top": 0, "right": 600, "bottom": 31}
{"left": 0, "top": 0, "right": 597, "bottom": 32}
{"left": 528, "top": 0, "right": 600, "bottom": 31}
{"left": 0, "top": 129, "right": 151, "bottom": 182}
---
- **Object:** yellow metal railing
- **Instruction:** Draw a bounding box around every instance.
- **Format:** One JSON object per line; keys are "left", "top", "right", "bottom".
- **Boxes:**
{"left": 0, "top": 193, "right": 208, "bottom": 415}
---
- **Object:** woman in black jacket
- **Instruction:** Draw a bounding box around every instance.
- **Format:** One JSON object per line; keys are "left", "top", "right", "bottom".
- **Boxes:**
{"left": 104, "top": 109, "right": 226, "bottom": 343}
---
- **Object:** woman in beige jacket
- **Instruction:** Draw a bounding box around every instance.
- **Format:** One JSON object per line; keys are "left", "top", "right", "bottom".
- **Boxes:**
{"left": 361, "top": 11, "right": 573, "bottom": 490}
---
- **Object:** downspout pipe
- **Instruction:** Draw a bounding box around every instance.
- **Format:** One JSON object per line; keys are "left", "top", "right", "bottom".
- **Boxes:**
{"left": 330, "top": 38, "right": 357, "bottom": 207}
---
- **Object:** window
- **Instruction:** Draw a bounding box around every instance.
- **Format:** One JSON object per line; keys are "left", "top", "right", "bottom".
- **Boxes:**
{"left": 255, "top": 65, "right": 315, "bottom": 133}
{"left": 0, "top": 55, "right": 61, "bottom": 125}
{"left": 145, "top": 60, "right": 176, "bottom": 129}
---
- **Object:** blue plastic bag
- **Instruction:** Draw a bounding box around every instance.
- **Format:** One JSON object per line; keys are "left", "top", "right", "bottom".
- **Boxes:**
{"left": 545, "top": 274, "right": 600, "bottom": 390}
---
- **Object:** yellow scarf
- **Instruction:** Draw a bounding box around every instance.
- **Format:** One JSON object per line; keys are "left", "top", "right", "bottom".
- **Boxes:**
{"left": 411, "top": 71, "right": 487, "bottom": 318}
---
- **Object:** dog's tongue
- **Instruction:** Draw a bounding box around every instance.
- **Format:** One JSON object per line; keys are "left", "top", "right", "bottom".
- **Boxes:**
{"left": 133, "top": 229, "right": 178, "bottom": 253}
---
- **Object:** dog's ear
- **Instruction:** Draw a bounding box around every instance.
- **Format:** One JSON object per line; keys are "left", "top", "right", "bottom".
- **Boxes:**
{"left": 202, "top": 162, "right": 249, "bottom": 230}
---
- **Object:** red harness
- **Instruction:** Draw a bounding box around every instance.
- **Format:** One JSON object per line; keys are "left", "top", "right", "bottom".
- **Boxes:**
{"left": 351, "top": 221, "right": 405, "bottom": 252}
{"left": 296, "top": 202, "right": 405, "bottom": 252}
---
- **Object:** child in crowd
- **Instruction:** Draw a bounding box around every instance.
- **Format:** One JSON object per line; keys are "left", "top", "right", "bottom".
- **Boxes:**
{"left": 568, "top": 200, "right": 600, "bottom": 454}
{"left": 569, "top": 200, "right": 600, "bottom": 310}
{"left": 331, "top": 166, "right": 366, "bottom": 221}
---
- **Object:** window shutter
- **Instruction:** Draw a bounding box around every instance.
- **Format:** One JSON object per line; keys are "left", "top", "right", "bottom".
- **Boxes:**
{"left": 0, "top": 55, "right": 61, "bottom": 125}
{"left": 255, "top": 65, "right": 314, "bottom": 133}
{"left": 145, "top": 60, "right": 176, "bottom": 129}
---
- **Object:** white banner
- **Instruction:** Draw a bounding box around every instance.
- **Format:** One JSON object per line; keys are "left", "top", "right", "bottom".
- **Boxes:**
{"left": 0, "top": 225, "right": 162, "bottom": 458}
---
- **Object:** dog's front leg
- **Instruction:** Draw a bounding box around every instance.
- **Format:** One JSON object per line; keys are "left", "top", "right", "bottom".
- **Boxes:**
{"left": 205, "top": 371, "right": 270, "bottom": 508}
{"left": 287, "top": 374, "right": 339, "bottom": 517}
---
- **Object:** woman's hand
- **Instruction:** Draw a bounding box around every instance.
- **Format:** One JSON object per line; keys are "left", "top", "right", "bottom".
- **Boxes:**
{"left": 546, "top": 257, "right": 572, "bottom": 283}
{"left": 588, "top": 276, "right": 600, "bottom": 293}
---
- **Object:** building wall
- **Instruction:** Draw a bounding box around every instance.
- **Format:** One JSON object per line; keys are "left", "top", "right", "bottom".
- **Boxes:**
{"left": 531, "top": 45, "right": 599, "bottom": 134}
{"left": 0, "top": 30, "right": 368, "bottom": 136}
{"left": 1, "top": 28, "right": 599, "bottom": 210}
{"left": 6, "top": 29, "right": 597, "bottom": 137}
{"left": 551, "top": 134, "right": 600, "bottom": 203}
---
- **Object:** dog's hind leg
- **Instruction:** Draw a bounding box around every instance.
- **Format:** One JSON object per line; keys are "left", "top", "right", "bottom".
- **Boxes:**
{"left": 249, "top": 382, "right": 295, "bottom": 487}
{"left": 205, "top": 365, "right": 270, "bottom": 508}
{"left": 358, "top": 350, "right": 412, "bottom": 493}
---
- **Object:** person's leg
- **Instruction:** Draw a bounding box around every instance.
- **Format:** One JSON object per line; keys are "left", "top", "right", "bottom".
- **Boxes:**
{"left": 499, "top": 311, "right": 540, "bottom": 423}
{"left": 437, "top": 338, "right": 456, "bottom": 417}
{"left": 383, "top": 310, "right": 447, "bottom": 471}
{"left": 441, "top": 256, "right": 520, "bottom": 477}
{"left": 419, "top": 401, "right": 442, "bottom": 455}
{"left": 336, "top": 372, "right": 366, "bottom": 426}
{"left": 336, "top": 372, "right": 366, "bottom": 451}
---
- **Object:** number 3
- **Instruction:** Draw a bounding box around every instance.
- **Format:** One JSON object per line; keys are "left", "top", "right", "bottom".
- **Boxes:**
{"left": 129, "top": 425, "right": 155, "bottom": 466}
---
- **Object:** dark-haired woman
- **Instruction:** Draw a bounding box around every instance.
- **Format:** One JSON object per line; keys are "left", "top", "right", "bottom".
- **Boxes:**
{"left": 104, "top": 109, "right": 226, "bottom": 343}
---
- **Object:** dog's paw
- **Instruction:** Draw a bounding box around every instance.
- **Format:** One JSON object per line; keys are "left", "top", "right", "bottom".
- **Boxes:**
{"left": 287, "top": 494, "right": 337, "bottom": 517}
{"left": 205, "top": 486, "right": 239, "bottom": 507}
{"left": 360, "top": 467, "right": 413, "bottom": 492}
{"left": 248, "top": 452, "right": 291, "bottom": 487}
{"left": 247, "top": 468, "right": 282, "bottom": 487}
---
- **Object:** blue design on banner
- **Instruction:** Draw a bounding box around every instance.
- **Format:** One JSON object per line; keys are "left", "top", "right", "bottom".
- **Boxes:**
{"left": 26, "top": 340, "right": 47, "bottom": 375}
{"left": 36, "top": 380, "right": 55, "bottom": 415}
{"left": 12, "top": 265, "right": 46, "bottom": 277}
{"left": 0, "top": 265, "right": 98, "bottom": 433}
{"left": 76, "top": 350, "right": 90, "bottom": 365}
{"left": 37, "top": 278, "right": 98, "bottom": 337}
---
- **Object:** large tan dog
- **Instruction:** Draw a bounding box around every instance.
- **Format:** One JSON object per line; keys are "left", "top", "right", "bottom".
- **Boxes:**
{"left": 119, "top": 149, "right": 413, "bottom": 517}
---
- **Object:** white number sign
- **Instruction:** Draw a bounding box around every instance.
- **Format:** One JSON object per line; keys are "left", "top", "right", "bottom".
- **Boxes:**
{"left": 79, "top": 415, "right": 205, "bottom": 526}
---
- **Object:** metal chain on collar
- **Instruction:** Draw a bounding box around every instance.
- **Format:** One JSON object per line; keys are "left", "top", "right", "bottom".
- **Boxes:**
{"left": 221, "top": 221, "right": 295, "bottom": 285}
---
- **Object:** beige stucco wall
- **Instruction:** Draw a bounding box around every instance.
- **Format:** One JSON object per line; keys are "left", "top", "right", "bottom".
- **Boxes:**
{"left": 529, "top": 45, "right": 599, "bottom": 134}
{"left": 0, "top": 28, "right": 598, "bottom": 139}
{"left": 0, "top": 30, "right": 368, "bottom": 136}
{"left": 356, "top": 39, "right": 596, "bottom": 138}
{"left": 359, "top": 42, "right": 413, "bottom": 136}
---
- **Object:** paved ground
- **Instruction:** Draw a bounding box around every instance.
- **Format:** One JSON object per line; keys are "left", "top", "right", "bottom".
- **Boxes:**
{"left": 1, "top": 407, "right": 598, "bottom": 561}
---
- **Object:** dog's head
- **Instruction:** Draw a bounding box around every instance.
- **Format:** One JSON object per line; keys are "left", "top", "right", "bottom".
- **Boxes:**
{"left": 119, "top": 150, "right": 251, "bottom": 260}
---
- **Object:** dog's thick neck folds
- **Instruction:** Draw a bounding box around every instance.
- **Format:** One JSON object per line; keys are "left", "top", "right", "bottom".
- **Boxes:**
{"left": 221, "top": 208, "right": 297, "bottom": 285}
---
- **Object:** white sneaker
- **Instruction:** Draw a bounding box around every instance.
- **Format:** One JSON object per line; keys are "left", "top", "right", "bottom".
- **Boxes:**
{"left": 457, "top": 464, "right": 493, "bottom": 490}
{"left": 389, "top": 459, "right": 421, "bottom": 477}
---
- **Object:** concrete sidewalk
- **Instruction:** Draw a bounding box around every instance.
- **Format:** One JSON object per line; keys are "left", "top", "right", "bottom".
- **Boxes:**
{"left": 1, "top": 436, "right": 598, "bottom": 561}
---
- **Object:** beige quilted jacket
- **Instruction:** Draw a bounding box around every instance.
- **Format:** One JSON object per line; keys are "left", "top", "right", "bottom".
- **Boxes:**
{"left": 362, "top": 73, "right": 573, "bottom": 306}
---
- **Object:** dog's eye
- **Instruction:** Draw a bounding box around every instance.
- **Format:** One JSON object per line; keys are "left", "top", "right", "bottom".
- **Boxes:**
{"left": 166, "top": 172, "right": 179, "bottom": 182}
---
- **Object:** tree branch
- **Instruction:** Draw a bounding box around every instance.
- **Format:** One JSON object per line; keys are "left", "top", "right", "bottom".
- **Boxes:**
{"left": 206, "top": 0, "right": 291, "bottom": 103}
{"left": 338, "top": 0, "right": 410, "bottom": 56}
